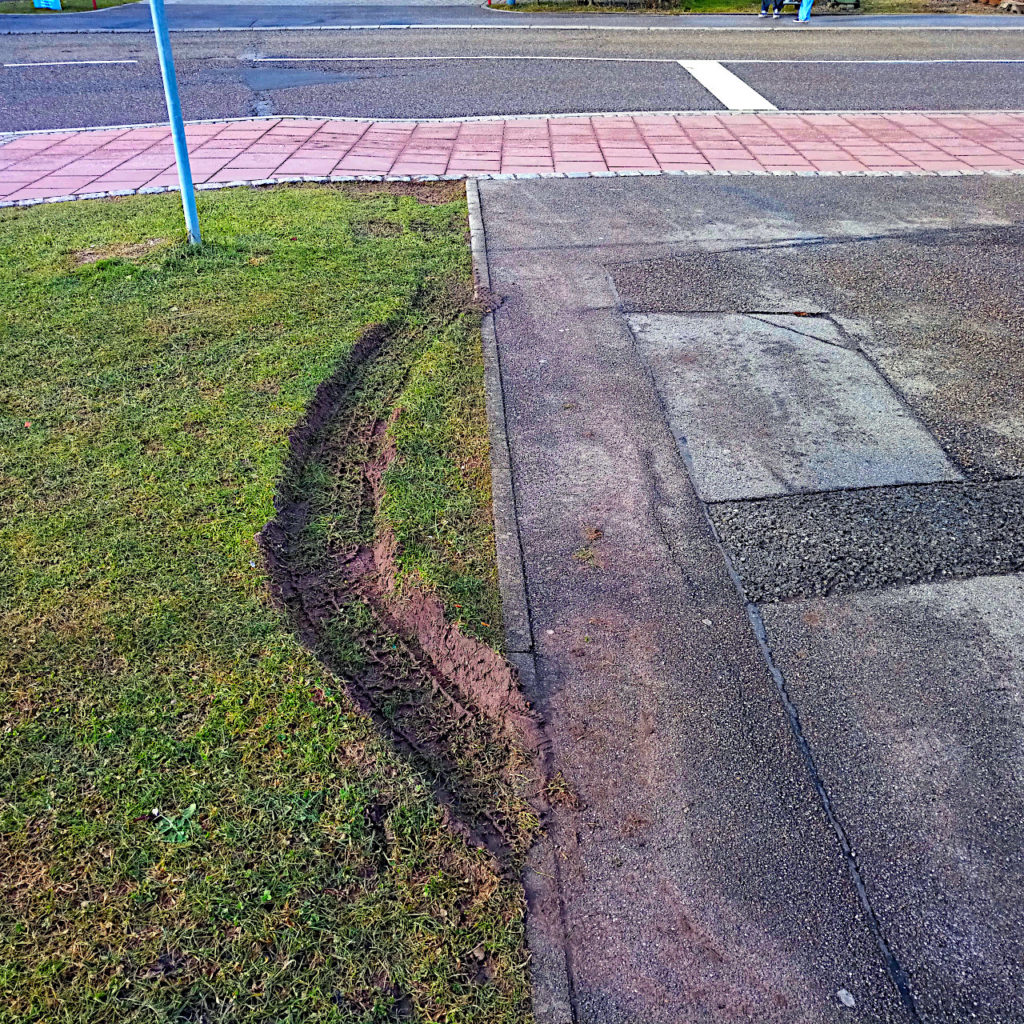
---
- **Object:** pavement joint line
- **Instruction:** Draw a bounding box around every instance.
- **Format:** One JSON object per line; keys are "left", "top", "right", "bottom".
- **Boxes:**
{"left": 744, "top": 595, "right": 924, "bottom": 1020}
{"left": 5, "top": 108, "right": 1024, "bottom": 136}
{"left": 708, "top": 472, "right": 1024, "bottom": 505}
{"left": 5, "top": 165, "right": 1024, "bottom": 209}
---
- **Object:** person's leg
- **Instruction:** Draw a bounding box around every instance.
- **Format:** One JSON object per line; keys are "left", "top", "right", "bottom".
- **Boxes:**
{"left": 797, "top": 0, "right": 813, "bottom": 19}
{"left": 760, "top": 0, "right": 770, "bottom": 14}
{"left": 773, "top": 0, "right": 783, "bottom": 13}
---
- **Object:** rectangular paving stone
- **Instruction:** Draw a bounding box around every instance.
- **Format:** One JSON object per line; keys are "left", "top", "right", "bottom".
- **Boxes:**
{"left": 761, "top": 576, "right": 1024, "bottom": 1024}
{"left": 627, "top": 312, "right": 961, "bottom": 501}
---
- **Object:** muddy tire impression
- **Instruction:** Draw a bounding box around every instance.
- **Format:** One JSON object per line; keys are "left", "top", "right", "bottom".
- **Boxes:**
{"left": 259, "top": 321, "right": 544, "bottom": 867}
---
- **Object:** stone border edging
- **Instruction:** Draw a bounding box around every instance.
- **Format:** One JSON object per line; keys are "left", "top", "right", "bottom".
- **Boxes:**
{"left": 466, "top": 177, "right": 534, "bottom": 657}
{"left": 3, "top": 165, "right": 1024, "bottom": 210}
{"left": 4, "top": 108, "right": 1024, "bottom": 137}
{"left": 466, "top": 176, "right": 576, "bottom": 1024}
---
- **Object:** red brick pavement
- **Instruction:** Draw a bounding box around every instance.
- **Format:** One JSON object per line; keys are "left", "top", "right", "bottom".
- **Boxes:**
{"left": 3, "top": 111, "right": 1024, "bottom": 204}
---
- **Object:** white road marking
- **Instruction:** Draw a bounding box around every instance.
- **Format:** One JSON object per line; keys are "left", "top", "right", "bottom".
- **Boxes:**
{"left": 727, "top": 58, "right": 1024, "bottom": 63}
{"left": 253, "top": 55, "right": 675, "bottom": 63}
{"left": 677, "top": 59, "right": 776, "bottom": 111}
{"left": 3, "top": 59, "right": 139, "bottom": 67}
{"left": 251, "top": 56, "right": 1024, "bottom": 67}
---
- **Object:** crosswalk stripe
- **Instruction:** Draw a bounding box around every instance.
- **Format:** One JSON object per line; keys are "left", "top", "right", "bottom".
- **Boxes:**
{"left": 678, "top": 59, "right": 777, "bottom": 111}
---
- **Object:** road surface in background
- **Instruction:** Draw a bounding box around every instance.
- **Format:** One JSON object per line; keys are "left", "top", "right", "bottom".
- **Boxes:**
{"left": 2, "top": 26, "right": 1024, "bottom": 130}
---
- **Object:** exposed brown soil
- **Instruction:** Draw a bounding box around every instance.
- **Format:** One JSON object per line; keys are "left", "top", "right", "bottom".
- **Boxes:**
{"left": 365, "top": 442, "right": 545, "bottom": 757}
{"left": 259, "top": 321, "right": 544, "bottom": 866}
{"left": 72, "top": 238, "right": 171, "bottom": 265}
{"left": 342, "top": 181, "right": 467, "bottom": 206}
{"left": 290, "top": 180, "right": 465, "bottom": 206}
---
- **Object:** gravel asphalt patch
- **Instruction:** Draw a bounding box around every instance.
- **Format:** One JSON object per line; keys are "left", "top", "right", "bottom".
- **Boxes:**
{"left": 712, "top": 478, "right": 1024, "bottom": 603}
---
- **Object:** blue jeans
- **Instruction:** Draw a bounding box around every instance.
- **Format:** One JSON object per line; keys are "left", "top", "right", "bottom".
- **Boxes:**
{"left": 761, "top": 0, "right": 782, "bottom": 10}
{"left": 798, "top": 0, "right": 813, "bottom": 17}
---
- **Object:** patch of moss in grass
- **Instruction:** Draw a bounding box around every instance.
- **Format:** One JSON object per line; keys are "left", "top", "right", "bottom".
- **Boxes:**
{"left": 0, "top": 185, "right": 530, "bottom": 1024}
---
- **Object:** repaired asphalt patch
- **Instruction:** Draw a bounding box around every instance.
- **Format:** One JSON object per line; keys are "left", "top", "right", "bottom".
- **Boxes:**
{"left": 711, "top": 478, "right": 1024, "bottom": 603}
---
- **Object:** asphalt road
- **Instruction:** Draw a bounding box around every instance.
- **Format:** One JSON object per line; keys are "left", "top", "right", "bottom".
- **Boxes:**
{"left": 2, "top": 27, "right": 1024, "bottom": 130}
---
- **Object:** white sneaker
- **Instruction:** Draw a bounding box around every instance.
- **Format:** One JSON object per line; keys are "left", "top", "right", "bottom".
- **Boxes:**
{"left": 772, "top": 11, "right": 780, "bottom": 15}
{"left": 758, "top": 10, "right": 768, "bottom": 15}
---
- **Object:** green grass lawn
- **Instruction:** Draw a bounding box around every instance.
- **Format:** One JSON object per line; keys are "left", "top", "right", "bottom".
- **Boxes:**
{"left": 493, "top": 0, "right": 986, "bottom": 13}
{"left": 0, "top": 0, "right": 138, "bottom": 13}
{"left": 0, "top": 186, "right": 534, "bottom": 1024}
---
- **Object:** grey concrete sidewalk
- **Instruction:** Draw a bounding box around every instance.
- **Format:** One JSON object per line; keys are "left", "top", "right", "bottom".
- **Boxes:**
{"left": 476, "top": 174, "right": 1024, "bottom": 1023}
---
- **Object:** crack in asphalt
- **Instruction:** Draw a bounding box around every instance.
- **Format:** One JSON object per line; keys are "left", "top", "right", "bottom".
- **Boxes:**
{"left": 742, "top": 599, "right": 923, "bottom": 1022}
{"left": 744, "top": 311, "right": 856, "bottom": 350}
{"left": 620, "top": 299, "right": 924, "bottom": 1021}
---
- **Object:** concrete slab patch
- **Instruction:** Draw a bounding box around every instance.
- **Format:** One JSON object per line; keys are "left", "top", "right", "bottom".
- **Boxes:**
{"left": 761, "top": 575, "right": 1024, "bottom": 1024}
{"left": 628, "top": 312, "right": 961, "bottom": 501}
{"left": 712, "top": 477, "right": 1024, "bottom": 602}
{"left": 611, "top": 221, "right": 1024, "bottom": 480}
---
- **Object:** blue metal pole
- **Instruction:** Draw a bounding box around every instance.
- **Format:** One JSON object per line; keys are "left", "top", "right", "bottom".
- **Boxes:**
{"left": 149, "top": 0, "right": 200, "bottom": 245}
